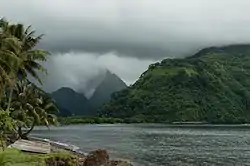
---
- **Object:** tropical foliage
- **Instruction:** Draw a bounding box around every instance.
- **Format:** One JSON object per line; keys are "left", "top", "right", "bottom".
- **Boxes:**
{"left": 58, "top": 116, "right": 123, "bottom": 125}
{"left": 11, "top": 80, "right": 58, "bottom": 139}
{"left": 0, "top": 18, "right": 57, "bottom": 144}
{"left": 0, "top": 109, "right": 14, "bottom": 149}
{"left": 100, "top": 45, "right": 250, "bottom": 124}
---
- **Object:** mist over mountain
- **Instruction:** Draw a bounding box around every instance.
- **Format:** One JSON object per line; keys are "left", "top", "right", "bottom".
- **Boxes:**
{"left": 51, "top": 70, "right": 127, "bottom": 116}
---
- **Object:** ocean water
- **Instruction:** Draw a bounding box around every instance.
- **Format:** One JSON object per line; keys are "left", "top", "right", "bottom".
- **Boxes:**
{"left": 31, "top": 124, "right": 250, "bottom": 166}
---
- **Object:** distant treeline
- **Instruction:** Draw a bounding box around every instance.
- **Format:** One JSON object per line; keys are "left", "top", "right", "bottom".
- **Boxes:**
{"left": 58, "top": 116, "right": 161, "bottom": 124}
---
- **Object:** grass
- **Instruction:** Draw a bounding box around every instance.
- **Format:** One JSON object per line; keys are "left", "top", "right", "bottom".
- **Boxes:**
{"left": 0, "top": 148, "right": 76, "bottom": 166}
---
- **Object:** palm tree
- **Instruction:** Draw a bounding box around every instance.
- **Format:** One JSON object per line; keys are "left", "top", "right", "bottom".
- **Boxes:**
{"left": 6, "top": 22, "right": 48, "bottom": 82}
{"left": 0, "top": 18, "right": 49, "bottom": 109}
{"left": 11, "top": 80, "right": 58, "bottom": 139}
{"left": 38, "top": 93, "right": 59, "bottom": 127}
{"left": 0, "top": 19, "right": 20, "bottom": 100}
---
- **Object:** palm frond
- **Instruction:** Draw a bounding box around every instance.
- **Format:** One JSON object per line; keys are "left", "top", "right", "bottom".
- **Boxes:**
{"left": 26, "top": 50, "right": 49, "bottom": 61}
{"left": 14, "top": 24, "right": 24, "bottom": 40}
{"left": 24, "top": 34, "right": 44, "bottom": 51}
{"left": 22, "top": 64, "right": 42, "bottom": 84}
{"left": 0, "top": 58, "right": 12, "bottom": 74}
{"left": 24, "top": 25, "right": 32, "bottom": 35}
{"left": 1, "top": 37, "right": 21, "bottom": 54}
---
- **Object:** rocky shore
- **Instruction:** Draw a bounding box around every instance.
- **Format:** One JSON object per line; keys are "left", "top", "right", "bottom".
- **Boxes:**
{"left": 30, "top": 137, "right": 133, "bottom": 166}
{"left": 47, "top": 148, "right": 133, "bottom": 166}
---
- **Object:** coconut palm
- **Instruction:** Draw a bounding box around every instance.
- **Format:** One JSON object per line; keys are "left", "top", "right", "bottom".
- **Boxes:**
{"left": 11, "top": 80, "right": 58, "bottom": 138}
{"left": 38, "top": 93, "right": 59, "bottom": 126}
{"left": 6, "top": 22, "right": 48, "bottom": 82}
{"left": 0, "top": 19, "right": 20, "bottom": 100}
{"left": 0, "top": 18, "right": 49, "bottom": 109}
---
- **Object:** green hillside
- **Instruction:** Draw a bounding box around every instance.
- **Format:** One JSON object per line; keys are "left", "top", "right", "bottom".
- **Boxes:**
{"left": 99, "top": 44, "right": 250, "bottom": 124}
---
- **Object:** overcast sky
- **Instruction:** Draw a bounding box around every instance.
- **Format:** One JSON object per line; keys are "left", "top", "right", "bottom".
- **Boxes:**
{"left": 1, "top": 0, "right": 250, "bottom": 92}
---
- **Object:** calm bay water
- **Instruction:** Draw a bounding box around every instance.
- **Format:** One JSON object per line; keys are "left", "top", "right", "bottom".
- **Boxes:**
{"left": 31, "top": 124, "right": 250, "bottom": 166}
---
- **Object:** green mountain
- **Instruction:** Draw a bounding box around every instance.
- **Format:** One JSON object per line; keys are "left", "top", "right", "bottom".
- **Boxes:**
{"left": 51, "top": 87, "right": 92, "bottom": 116}
{"left": 99, "top": 44, "right": 250, "bottom": 124}
{"left": 90, "top": 70, "right": 127, "bottom": 110}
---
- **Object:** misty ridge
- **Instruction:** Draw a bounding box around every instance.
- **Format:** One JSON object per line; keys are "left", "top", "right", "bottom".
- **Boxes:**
{"left": 50, "top": 70, "right": 127, "bottom": 116}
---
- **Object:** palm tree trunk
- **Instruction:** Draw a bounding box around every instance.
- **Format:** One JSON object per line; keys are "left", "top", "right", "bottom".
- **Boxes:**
{"left": 0, "top": 134, "right": 5, "bottom": 150}
{"left": 7, "top": 78, "right": 15, "bottom": 110}
{"left": 7, "top": 88, "right": 13, "bottom": 110}
{"left": 22, "top": 121, "right": 35, "bottom": 139}
{"left": 17, "top": 126, "right": 22, "bottom": 139}
{"left": 0, "top": 84, "right": 5, "bottom": 102}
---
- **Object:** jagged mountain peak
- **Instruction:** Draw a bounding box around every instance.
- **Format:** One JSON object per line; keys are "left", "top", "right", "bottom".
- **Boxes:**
{"left": 89, "top": 70, "right": 127, "bottom": 109}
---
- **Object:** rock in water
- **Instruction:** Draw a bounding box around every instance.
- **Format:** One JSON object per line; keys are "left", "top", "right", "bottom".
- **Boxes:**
{"left": 83, "top": 149, "right": 109, "bottom": 166}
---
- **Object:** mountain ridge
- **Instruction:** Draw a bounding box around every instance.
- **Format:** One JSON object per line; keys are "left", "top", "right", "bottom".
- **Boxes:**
{"left": 99, "top": 44, "right": 250, "bottom": 123}
{"left": 51, "top": 87, "right": 92, "bottom": 116}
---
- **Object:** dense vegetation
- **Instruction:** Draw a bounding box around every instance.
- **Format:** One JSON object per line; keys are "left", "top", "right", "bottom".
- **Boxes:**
{"left": 0, "top": 18, "right": 58, "bottom": 147}
{"left": 58, "top": 115, "right": 163, "bottom": 125}
{"left": 100, "top": 45, "right": 250, "bottom": 124}
{"left": 58, "top": 116, "right": 123, "bottom": 125}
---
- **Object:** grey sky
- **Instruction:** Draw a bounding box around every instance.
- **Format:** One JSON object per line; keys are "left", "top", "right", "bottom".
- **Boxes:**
{"left": 1, "top": 0, "right": 250, "bottom": 92}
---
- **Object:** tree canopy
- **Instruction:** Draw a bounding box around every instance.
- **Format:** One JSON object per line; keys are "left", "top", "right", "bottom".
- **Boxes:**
{"left": 0, "top": 18, "right": 57, "bottom": 143}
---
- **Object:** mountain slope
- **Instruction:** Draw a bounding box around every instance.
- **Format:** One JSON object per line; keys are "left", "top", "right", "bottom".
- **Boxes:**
{"left": 51, "top": 87, "right": 92, "bottom": 116}
{"left": 90, "top": 70, "right": 127, "bottom": 109}
{"left": 99, "top": 44, "right": 250, "bottom": 123}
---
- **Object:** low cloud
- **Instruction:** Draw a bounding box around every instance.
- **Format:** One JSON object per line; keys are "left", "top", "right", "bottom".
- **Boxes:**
{"left": 1, "top": 0, "right": 250, "bottom": 59}
{"left": 40, "top": 52, "right": 155, "bottom": 93}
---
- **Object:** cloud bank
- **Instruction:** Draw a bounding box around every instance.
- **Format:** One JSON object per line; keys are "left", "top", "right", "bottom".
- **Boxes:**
{"left": 1, "top": 0, "right": 250, "bottom": 91}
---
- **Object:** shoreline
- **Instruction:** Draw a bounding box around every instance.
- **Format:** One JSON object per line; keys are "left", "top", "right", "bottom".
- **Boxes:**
{"left": 28, "top": 136, "right": 133, "bottom": 166}
{"left": 58, "top": 116, "right": 250, "bottom": 125}
{"left": 49, "top": 123, "right": 250, "bottom": 128}
{"left": 29, "top": 136, "right": 87, "bottom": 157}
